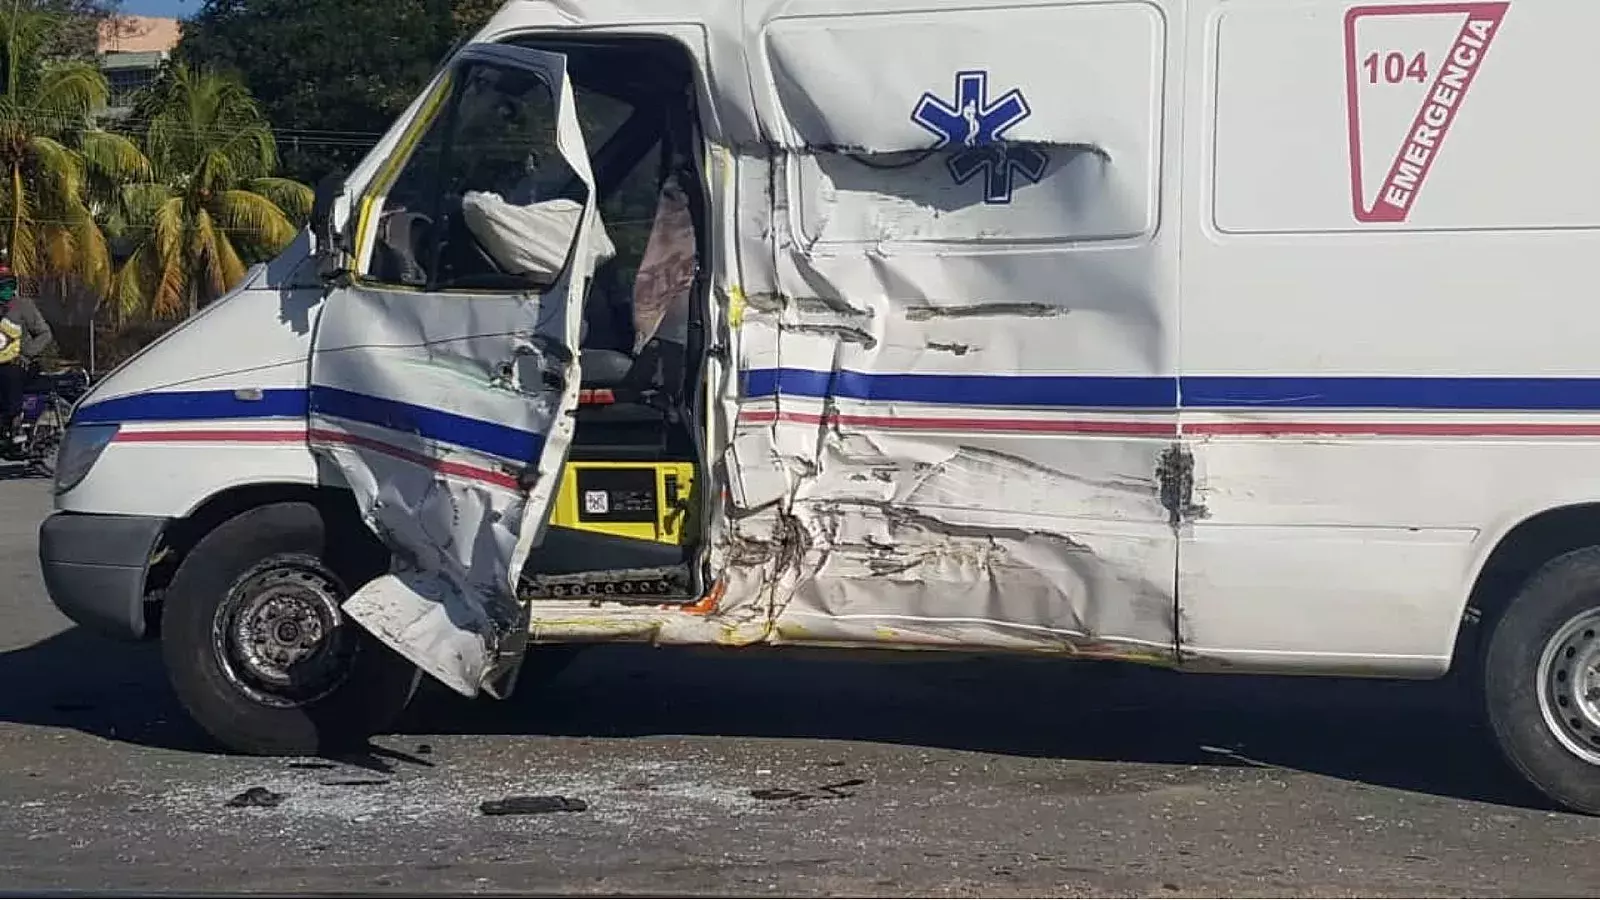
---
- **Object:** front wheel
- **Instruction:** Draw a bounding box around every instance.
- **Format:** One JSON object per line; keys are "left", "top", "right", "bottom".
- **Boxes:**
{"left": 161, "top": 502, "right": 420, "bottom": 755}
{"left": 1484, "top": 546, "right": 1600, "bottom": 814}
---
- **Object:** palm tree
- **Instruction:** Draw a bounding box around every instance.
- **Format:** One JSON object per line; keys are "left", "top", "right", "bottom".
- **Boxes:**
{"left": 0, "top": 4, "right": 149, "bottom": 294}
{"left": 114, "top": 62, "right": 311, "bottom": 318}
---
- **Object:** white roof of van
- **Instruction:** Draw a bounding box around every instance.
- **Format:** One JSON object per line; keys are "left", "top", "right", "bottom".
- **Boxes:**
{"left": 470, "top": 0, "right": 1138, "bottom": 178}
{"left": 475, "top": 0, "right": 1114, "bottom": 148}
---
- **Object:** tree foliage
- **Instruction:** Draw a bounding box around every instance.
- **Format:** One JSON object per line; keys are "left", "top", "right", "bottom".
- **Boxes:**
{"left": 0, "top": 3, "right": 148, "bottom": 293}
{"left": 176, "top": 0, "right": 496, "bottom": 184}
{"left": 114, "top": 62, "right": 309, "bottom": 318}
{"left": 450, "top": 0, "right": 498, "bottom": 38}
{"left": 32, "top": 0, "right": 119, "bottom": 60}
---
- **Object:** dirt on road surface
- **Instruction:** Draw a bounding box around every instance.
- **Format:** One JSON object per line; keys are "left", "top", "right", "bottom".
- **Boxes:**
{"left": 2, "top": 478, "right": 1598, "bottom": 897}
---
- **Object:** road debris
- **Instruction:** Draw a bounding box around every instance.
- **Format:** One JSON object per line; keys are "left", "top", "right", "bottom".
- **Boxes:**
{"left": 224, "top": 787, "right": 284, "bottom": 809}
{"left": 478, "top": 795, "right": 589, "bottom": 816}
{"left": 819, "top": 779, "right": 867, "bottom": 797}
{"left": 750, "top": 778, "right": 868, "bottom": 804}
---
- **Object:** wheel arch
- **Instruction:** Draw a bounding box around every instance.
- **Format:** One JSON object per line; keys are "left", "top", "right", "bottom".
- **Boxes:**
{"left": 142, "top": 482, "right": 384, "bottom": 636}
{"left": 1454, "top": 502, "right": 1600, "bottom": 677}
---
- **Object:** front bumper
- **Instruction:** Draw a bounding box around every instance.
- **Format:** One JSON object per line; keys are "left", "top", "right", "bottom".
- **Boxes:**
{"left": 38, "top": 512, "right": 167, "bottom": 640}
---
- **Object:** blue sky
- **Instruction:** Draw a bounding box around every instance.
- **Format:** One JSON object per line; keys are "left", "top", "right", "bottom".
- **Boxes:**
{"left": 119, "top": 0, "right": 196, "bottom": 18}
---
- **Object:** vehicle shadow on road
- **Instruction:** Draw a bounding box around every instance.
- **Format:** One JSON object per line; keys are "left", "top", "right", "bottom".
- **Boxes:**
{"left": 0, "top": 628, "right": 1551, "bottom": 811}
{"left": 0, "top": 626, "right": 217, "bottom": 752}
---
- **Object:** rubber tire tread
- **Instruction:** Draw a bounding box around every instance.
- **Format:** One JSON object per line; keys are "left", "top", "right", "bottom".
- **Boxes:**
{"left": 160, "top": 501, "right": 419, "bottom": 755}
{"left": 1484, "top": 545, "right": 1600, "bottom": 814}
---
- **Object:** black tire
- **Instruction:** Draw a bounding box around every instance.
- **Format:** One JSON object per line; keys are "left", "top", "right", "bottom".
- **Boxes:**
{"left": 161, "top": 501, "right": 420, "bottom": 755}
{"left": 1484, "top": 546, "right": 1600, "bottom": 814}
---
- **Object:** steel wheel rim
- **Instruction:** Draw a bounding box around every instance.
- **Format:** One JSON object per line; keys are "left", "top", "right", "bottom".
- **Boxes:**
{"left": 1536, "top": 607, "right": 1600, "bottom": 766}
{"left": 210, "top": 557, "right": 359, "bottom": 709}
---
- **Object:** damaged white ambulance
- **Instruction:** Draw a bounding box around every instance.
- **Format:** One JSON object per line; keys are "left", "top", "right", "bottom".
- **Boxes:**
{"left": 37, "top": 0, "right": 1600, "bottom": 812}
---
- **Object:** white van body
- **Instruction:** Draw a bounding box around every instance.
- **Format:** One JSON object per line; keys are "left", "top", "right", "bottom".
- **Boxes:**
{"left": 38, "top": 0, "right": 1600, "bottom": 810}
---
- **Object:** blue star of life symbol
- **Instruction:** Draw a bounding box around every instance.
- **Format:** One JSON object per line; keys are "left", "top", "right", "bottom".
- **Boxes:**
{"left": 911, "top": 70, "right": 1050, "bottom": 205}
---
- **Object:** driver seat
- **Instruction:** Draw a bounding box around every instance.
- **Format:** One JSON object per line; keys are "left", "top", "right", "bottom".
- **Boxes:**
{"left": 580, "top": 348, "right": 635, "bottom": 388}
{"left": 578, "top": 260, "right": 637, "bottom": 388}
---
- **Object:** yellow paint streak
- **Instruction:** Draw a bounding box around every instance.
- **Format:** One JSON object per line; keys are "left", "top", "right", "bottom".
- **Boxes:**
{"left": 727, "top": 284, "right": 746, "bottom": 329}
{"left": 774, "top": 622, "right": 810, "bottom": 641}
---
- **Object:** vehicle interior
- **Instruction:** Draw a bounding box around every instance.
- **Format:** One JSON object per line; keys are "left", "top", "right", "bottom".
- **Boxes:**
{"left": 510, "top": 36, "right": 710, "bottom": 604}
{"left": 364, "top": 35, "right": 711, "bottom": 605}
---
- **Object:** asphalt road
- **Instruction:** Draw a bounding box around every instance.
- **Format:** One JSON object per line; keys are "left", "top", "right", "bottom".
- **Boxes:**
{"left": 3, "top": 477, "right": 1600, "bottom": 897}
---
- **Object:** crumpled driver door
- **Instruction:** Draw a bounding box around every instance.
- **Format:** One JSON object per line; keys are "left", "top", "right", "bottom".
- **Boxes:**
{"left": 308, "top": 44, "right": 605, "bottom": 698}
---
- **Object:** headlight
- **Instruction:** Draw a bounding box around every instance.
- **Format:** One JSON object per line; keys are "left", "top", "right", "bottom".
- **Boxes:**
{"left": 54, "top": 424, "right": 120, "bottom": 495}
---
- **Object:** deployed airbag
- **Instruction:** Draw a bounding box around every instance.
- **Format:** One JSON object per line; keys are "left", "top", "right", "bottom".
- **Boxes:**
{"left": 461, "top": 192, "right": 616, "bottom": 280}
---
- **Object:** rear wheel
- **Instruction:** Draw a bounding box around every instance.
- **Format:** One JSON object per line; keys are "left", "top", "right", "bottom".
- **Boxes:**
{"left": 161, "top": 502, "right": 420, "bottom": 755}
{"left": 1484, "top": 546, "right": 1600, "bottom": 814}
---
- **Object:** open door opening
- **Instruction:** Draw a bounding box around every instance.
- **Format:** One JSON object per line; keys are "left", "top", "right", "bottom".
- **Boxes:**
{"left": 506, "top": 36, "right": 711, "bottom": 605}
{"left": 314, "top": 35, "right": 711, "bottom": 698}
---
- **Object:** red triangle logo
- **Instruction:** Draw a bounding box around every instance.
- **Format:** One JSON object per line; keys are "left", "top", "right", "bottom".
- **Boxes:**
{"left": 1345, "top": 2, "right": 1509, "bottom": 223}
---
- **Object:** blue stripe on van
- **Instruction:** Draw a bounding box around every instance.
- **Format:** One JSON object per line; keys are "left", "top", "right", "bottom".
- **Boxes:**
{"left": 74, "top": 372, "right": 1600, "bottom": 452}
{"left": 745, "top": 369, "right": 1600, "bottom": 412}
{"left": 73, "top": 388, "right": 309, "bottom": 424}
{"left": 741, "top": 368, "right": 1178, "bottom": 408}
{"left": 75, "top": 386, "right": 542, "bottom": 463}
{"left": 308, "top": 386, "right": 542, "bottom": 462}
{"left": 1181, "top": 376, "right": 1600, "bottom": 411}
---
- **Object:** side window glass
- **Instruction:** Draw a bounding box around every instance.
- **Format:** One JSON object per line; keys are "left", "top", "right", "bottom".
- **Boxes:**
{"left": 366, "top": 61, "right": 594, "bottom": 292}
{"left": 368, "top": 109, "right": 446, "bottom": 287}
{"left": 573, "top": 85, "right": 632, "bottom": 152}
{"left": 600, "top": 139, "right": 661, "bottom": 298}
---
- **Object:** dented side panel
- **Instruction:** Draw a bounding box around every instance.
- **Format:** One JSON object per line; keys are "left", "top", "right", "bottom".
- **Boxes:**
{"left": 689, "top": 0, "right": 1187, "bottom": 660}
{"left": 308, "top": 286, "right": 560, "bottom": 694}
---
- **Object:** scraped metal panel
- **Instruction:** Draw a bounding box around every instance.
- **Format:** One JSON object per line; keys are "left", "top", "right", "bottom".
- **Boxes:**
{"left": 714, "top": 0, "right": 1185, "bottom": 658}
